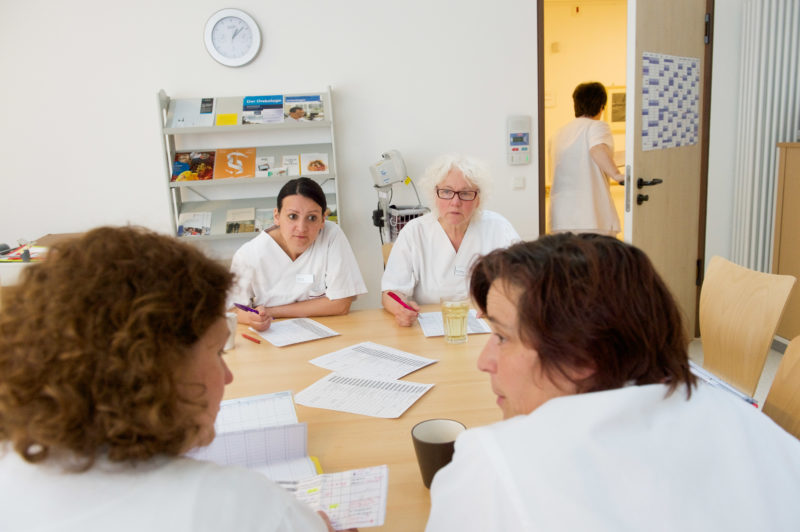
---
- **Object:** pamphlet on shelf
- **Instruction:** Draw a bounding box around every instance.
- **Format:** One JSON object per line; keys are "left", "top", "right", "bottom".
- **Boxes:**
{"left": 282, "top": 154, "right": 301, "bottom": 176}
{"left": 284, "top": 94, "right": 325, "bottom": 121}
{"left": 255, "top": 149, "right": 276, "bottom": 178}
{"left": 167, "top": 98, "right": 215, "bottom": 128}
{"left": 214, "top": 148, "right": 256, "bottom": 179}
{"left": 177, "top": 212, "right": 211, "bottom": 236}
{"left": 254, "top": 209, "right": 274, "bottom": 232}
{"left": 214, "top": 98, "right": 241, "bottom": 126}
{"left": 299, "top": 153, "right": 329, "bottom": 176}
{"left": 242, "top": 95, "right": 284, "bottom": 124}
{"left": 225, "top": 207, "right": 256, "bottom": 234}
{"left": 171, "top": 151, "right": 215, "bottom": 181}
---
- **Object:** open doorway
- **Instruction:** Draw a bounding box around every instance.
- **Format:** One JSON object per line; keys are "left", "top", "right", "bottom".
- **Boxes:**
{"left": 540, "top": 0, "right": 627, "bottom": 236}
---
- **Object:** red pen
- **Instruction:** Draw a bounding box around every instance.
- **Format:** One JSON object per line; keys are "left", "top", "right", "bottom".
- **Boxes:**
{"left": 387, "top": 291, "right": 417, "bottom": 312}
{"left": 242, "top": 333, "right": 261, "bottom": 344}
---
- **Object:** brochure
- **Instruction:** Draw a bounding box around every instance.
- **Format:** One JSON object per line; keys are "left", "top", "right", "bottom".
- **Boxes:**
{"left": 284, "top": 94, "right": 324, "bottom": 122}
{"left": 242, "top": 95, "right": 284, "bottom": 124}
{"left": 167, "top": 98, "right": 215, "bottom": 128}
{"left": 171, "top": 151, "right": 215, "bottom": 181}
{"left": 214, "top": 148, "right": 256, "bottom": 179}
{"left": 177, "top": 212, "right": 211, "bottom": 236}
{"left": 226, "top": 207, "right": 256, "bottom": 234}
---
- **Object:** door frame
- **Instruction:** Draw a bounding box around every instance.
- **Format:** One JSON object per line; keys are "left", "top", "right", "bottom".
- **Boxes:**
{"left": 536, "top": 0, "right": 714, "bottom": 335}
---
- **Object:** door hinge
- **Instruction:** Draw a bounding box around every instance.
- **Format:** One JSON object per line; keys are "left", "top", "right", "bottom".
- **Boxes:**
{"left": 704, "top": 13, "right": 711, "bottom": 45}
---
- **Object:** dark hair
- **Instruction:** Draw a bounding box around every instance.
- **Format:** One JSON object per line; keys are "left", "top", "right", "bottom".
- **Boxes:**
{"left": 470, "top": 233, "right": 695, "bottom": 397}
{"left": 0, "top": 226, "right": 233, "bottom": 469}
{"left": 289, "top": 106, "right": 303, "bottom": 113}
{"left": 277, "top": 177, "right": 327, "bottom": 213}
{"left": 573, "top": 81, "right": 608, "bottom": 117}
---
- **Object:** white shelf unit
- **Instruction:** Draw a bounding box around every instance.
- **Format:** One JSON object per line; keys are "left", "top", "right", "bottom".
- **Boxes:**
{"left": 156, "top": 88, "right": 340, "bottom": 258}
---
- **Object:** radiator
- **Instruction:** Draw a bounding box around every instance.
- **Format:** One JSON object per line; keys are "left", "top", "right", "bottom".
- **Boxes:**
{"left": 731, "top": 0, "right": 800, "bottom": 272}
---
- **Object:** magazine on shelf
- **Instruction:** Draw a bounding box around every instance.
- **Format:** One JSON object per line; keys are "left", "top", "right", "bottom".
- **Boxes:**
{"left": 254, "top": 209, "right": 274, "bottom": 232}
{"left": 255, "top": 149, "right": 276, "bottom": 178}
{"left": 167, "top": 98, "right": 215, "bottom": 128}
{"left": 299, "top": 153, "right": 329, "bottom": 176}
{"left": 171, "top": 151, "right": 215, "bottom": 181}
{"left": 242, "top": 95, "right": 284, "bottom": 124}
{"left": 214, "top": 148, "right": 256, "bottom": 179}
{"left": 284, "top": 94, "right": 324, "bottom": 122}
{"left": 282, "top": 155, "right": 301, "bottom": 177}
{"left": 214, "top": 98, "right": 240, "bottom": 126}
{"left": 177, "top": 212, "right": 211, "bottom": 236}
{"left": 226, "top": 207, "right": 256, "bottom": 234}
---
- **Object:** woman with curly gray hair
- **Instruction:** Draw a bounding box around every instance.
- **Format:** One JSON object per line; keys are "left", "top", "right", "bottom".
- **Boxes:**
{"left": 381, "top": 154, "right": 520, "bottom": 326}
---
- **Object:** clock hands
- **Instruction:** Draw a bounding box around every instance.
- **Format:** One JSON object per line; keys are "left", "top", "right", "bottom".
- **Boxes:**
{"left": 232, "top": 26, "right": 243, "bottom": 40}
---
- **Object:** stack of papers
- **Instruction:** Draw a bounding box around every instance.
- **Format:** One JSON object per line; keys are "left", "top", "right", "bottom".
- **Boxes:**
{"left": 188, "top": 391, "right": 388, "bottom": 528}
{"left": 296, "top": 342, "right": 437, "bottom": 418}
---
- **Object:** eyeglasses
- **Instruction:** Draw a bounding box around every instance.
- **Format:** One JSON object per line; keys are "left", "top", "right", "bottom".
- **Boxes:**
{"left": 436, "top": 188, "right": 479, "bottom": 201}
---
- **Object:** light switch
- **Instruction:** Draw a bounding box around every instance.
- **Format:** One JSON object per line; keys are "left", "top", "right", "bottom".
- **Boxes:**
{"left": 512, "top": 176, "right": 525, "bottom": 190}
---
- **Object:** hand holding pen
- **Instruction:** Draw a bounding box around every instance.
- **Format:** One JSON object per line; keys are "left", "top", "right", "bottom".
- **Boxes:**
{"left": 234, "top": 302, "right": 273, "bottom": 332}
{"left": 385, "top": 291, "right": 420, "bottom": 327}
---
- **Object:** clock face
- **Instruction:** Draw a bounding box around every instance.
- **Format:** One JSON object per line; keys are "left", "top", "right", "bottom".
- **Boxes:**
{"left": 211, "top": 17, "right": 253, "bottom": 59}
{"left": 204, "top": 9, "right": 261, "bottom": 67}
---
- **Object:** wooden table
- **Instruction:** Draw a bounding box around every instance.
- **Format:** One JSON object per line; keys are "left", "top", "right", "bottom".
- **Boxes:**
{"left": 223, "top": 307, "right": 501, "bottom": 532}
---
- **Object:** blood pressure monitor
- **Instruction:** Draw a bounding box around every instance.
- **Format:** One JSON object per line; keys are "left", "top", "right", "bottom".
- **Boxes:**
{"left": 507, "top": 115, "right": 532, "bottom": 165}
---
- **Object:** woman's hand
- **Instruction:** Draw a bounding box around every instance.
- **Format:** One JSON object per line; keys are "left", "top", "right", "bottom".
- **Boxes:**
{"left": 236, "top": 306, "right": 273, "bottom": 331}
{"left": 382, "top": 291, "right": 420, "bottom": 327}
{"left": 249, "top": 306, "right": 273, "bottom": 331}
{"left": 393, "top": 300, "right": 420, "bottom": 327}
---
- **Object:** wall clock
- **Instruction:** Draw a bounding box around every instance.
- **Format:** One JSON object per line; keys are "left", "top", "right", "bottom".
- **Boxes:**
{"left": 204, "top": 9, "right": 261, "bottom": 67}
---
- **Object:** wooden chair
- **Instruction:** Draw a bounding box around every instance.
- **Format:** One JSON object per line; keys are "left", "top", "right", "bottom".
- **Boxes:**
{"left": 762, "top": 336, "right": 800, "bottom": 439}
{"left": 699, "top": 256, "right": 796, "bottom": 397}
{"left": 382, "top": 243, "right": 393, "bottom": 268}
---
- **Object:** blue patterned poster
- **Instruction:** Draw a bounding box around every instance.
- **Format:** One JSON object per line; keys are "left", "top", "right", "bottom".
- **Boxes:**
{"left": 641, "top": 52, "right": 700, "bottom": 151}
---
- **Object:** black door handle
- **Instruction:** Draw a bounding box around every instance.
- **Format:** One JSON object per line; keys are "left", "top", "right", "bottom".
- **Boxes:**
{"left": 637, "top": 194, "right": 649, "bottom": 205}
{"left": 637, "top": 177, "right": 663, "bottom": 189}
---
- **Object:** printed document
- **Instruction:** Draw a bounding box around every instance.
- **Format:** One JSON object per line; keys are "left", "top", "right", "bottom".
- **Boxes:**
{"left": 251, "top": 317, "right": 339, "bottom": 347}
{"left": 309, "top": 341, "right": 437, "bottom": 380}
{"left": 293, "top": 465, "right": 388, "bottom": 529}
{"left": 295, "top": 373, "right": 433, "bottom": 418}
{"left": 417, "top": 309, "right": 492, "bottom": 337}
{"left": 215, "top": 391, "right": 298, "bottom": 433}
{"left": 188, "top": 422, "right": 318, "bottom": 483}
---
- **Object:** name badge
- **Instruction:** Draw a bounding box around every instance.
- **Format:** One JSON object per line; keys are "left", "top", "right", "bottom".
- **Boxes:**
{"left": 296, "top": 273, "right": 314, "bottom": 284}
{"left": 454, "top": 266, "right": 467, "bottom": 278}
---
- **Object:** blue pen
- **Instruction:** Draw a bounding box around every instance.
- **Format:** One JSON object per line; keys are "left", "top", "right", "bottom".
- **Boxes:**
{"left": 234, "top": 302, "right": 259, "bottom": 314}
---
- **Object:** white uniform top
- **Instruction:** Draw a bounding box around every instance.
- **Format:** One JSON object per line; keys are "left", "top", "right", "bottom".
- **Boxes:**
{"left": 228, "top": 221, "right": 367, "bottom": 309}
{"left": 549, "top": 117, "right": 620, "bottom": 236}
{"left": 426, "top": 382, "right": 800, "bottom": 532}
{"left": 0, "top": 452, "right": 326, "bottom": 532}
{"left": 381, "top": 211, "right": 519, "bottom": 305}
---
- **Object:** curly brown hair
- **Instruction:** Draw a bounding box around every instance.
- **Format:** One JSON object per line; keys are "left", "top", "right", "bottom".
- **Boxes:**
{"left": 470, "top": 233, "right": 696, "bottom": 397}
{"left": 0, "top": 226, "right": 232, "bottom": 469}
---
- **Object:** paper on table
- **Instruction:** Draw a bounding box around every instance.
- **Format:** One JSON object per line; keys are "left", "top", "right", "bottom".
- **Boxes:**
{"left": 295, "top": 373, "right": 434, "bottom": 418}
{"left": 293, "top": 465, "right": 388, "bottom": 529}
{"left": 250, "top": 318, "right": 339, "bottom": 347}
{"left": 417, "top": 309, "right": 492, "bottom": 337}
{"left": 309, "top": 341, "right": 437, "bottom": 380}
{"left": 215, "top": 391, "right": 298, "bottom": 433}
{"left": 188, "top": 423, "right": 318, "bottom": 483}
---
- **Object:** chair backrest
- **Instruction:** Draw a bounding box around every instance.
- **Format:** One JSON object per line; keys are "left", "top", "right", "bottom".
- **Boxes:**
{"left": 382, "top": 242, "right": 393, "bottom": 268}
{"left": 762, "top": 336, "right": 800, "bottom": 439}
{"left": 699, "top": 256, "right": 796, "bottom": 397}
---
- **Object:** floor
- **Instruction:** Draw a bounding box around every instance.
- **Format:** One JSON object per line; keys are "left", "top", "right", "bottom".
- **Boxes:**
{"left": 688, "top": 338, "right": 784, "bottom": 408}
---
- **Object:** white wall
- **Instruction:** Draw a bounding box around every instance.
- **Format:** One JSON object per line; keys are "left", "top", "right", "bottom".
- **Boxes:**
{"left": 0, "top": 0, "right": 540, "bottom": 308}
{"left": 705, "top": 0, "right": 744, "bottom": 264}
